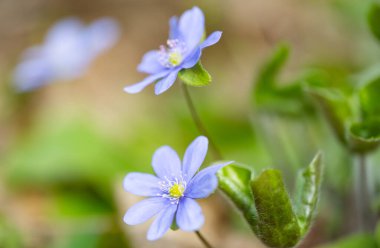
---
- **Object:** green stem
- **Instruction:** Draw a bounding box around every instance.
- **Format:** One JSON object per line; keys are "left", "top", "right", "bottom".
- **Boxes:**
{"left": 354, "top": 154, "right": 374, "bottom": 232}
{"left": 195, "top": 231, "right": 213, "bottom": 248}
{"left": 181, "top": 83, "right": 223, "bottom": 160}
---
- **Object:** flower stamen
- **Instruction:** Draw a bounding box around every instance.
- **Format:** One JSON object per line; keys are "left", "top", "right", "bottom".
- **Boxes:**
{"left": 158, "top": 39, "right": 186, "bottom": 68}
{"left": 158, "top": 175, "right": 187, "bottom": 204}
{"left": 169, "top": 183, "right": 185, "bottom": 198}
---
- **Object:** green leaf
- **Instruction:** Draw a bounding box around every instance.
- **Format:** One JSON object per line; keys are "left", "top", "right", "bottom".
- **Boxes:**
{"left": 349, "top": 119, "right": 380, "bottom": 154}
{"left": 178, "top": 62, "right": 211, "bottom": 87}
{"left": 255, "top": 43, "right": 289, "bottom": 94}
{"left": 368, "top": 3, "right": 380, "bottom": 42}
{"left": 306, "top": 87, "right": 351, "bottom": 145}
{"left": 217, "top": 163, "right": 259, "bottom": 233}
{"left": 294, "top": 152, "right": 323, "bottom": 234}
{"left": 218, "top": 155, "right": 323, "bottom": 247}
{"left": 359, "top": 76, "right": 380, "bottom": 119}
{"left": 253, "top": 43, "right": 319, "bottom": 116}
{"left": 317, "top": 233, "right": 378, "bottom": 248}
{"left": 251, "top": 169, "right": 301, "bottom": 248}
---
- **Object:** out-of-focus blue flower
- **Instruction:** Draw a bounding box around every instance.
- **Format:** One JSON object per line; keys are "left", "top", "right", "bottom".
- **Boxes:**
{"left": 124, "top": 7, "right": 222, "bottom": 95}
{"left": 13, "top": 17, "right": 120, "bottom": 92}
{"left": 123, "top": 136, "right": 232, "bottom": 240}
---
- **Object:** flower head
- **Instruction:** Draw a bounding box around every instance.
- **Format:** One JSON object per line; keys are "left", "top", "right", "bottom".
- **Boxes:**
{"left": 13, "top": 17, "right": 120, "bottom": 92}
{"left": 123, "top": 136, "right": 232, "bottom": 240}
{"left": 124, "top": 7, "right": 222, "bottom": 95}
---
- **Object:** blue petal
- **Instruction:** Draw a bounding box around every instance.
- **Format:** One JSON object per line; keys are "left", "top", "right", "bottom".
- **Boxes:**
{"left": 176, "top": 198, "right": 204, "bottom": 231}
{"left": 179, "top": 7, "right": 205, "bottom": 52}
{"left": 87, "top": 18, "right": 120, "bottom": 55}
{"left": 200, "top": 31, "right": 222, "bottom": 49}
{"left": 13, "top": 56, "right": 53, "bottom": 92}
{"left": 147, "top": 204, "right": 177, "bottom": 240}
{"left": 169, "top": 16, "right": 180, "bottom": 40}
{"left": 43, "top": 18, "right": 91, "bottom": 79}
{"left": 154, "top": 69, "right": 179, "bottom": 95}
{"left": 181, "top": 31, "right": 222, "bottom": 70}
{"left": 152, "top": 145, "right": 182, "bottom": 179}
{"left": 182, "top": 48, "right": 201, "bottom": 69}
{"left": 45, "top": 18, "right": 84, "bottom": 46}
{"left": 137, "top": 50, "right": 166, "bottom": 74}
{"left": 123, "top": 197, "right": 169, "bottom": 225}
{"left": 182, "top": 136, "right": 208, "bottom": 181}
{"left": 185, "top": 161, "right": 233, "bottom": 199}
{"left": 123, "top": 173, "right": 161, "bottom": 197}
{"left": 124, "top": 71, "right": 168, "bottom": 94}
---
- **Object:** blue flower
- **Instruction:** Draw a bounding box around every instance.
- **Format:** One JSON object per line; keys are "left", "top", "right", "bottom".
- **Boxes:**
{"left": 124, "top": 7, "right": 222, "bottom": 95}
{"left": 13, "top": 17, "right": 120, "bottom": 92}
{"left": 123, "top": 136, "right": 232, "bottom": 240}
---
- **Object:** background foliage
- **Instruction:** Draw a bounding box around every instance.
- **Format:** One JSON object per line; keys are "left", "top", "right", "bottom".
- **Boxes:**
{"left": 0, "top": 0, "right": 379, "bottom": 247}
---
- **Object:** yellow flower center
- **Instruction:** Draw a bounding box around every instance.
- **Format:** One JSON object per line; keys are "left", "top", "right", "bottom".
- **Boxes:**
{"left": 169, "top": 183, "right": 185, "bottom": 198}
{"left": 168, "top": 51, "right": 183, "bottom": 66}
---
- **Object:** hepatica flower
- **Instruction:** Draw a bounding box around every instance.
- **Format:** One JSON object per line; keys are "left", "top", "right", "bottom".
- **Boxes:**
{"left": 13, "top": 17, "right": 120, "bottom": 92}
{"left": 124, "top": 6, "right": 222, "bottom": 95}
{"left": 123, "top": 136, "right": 232, "bottom": 240}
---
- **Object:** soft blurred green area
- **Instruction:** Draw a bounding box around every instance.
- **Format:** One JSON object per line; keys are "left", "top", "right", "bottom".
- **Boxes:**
{"left": 1, "top": 0, "right": 380, "bottom": 247}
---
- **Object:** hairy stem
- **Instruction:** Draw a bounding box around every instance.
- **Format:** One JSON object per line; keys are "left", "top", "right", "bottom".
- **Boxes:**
{"left": 181, "top": 83, "right": 222, "bottom": 160}
{"left": 195, "top": 231, "right": 213, "bottom": 248}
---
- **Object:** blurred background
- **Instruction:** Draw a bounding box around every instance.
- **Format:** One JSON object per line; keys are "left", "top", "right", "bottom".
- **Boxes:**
{"left": 0, "top": 0, "right": 380, "bottom": 247}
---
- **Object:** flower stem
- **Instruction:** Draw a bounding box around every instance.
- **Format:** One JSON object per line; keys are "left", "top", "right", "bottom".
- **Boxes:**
{"left": 354, "top": 154, "right": 374, "bottom": 232}
{"left": 181, "top": 83, "right": 223, "bottom": 160}
{"left": 195, "top": 231, "right": 213, "bottom": 248}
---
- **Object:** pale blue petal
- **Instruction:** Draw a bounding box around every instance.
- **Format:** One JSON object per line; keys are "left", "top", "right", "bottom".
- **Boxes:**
{"left": 152, "top": 145, "right": 182, "bottom": 179}
{"left": 137, "top": 50, "right": 166, "bottom": 74}
{"left": 176, "top": 198, "right": 204, "bottom": 231}
{"left": 44, "top": 18, "right": 91, "bottom": 79}
{"left": 185, "top": 161, "right": 233, "bottom": 199}
{"left": 200, "top": 31, "right": 222, "bottom": 49}
{"left": 154, "top": 69, "right": 179, "bottom": 95}
{"left": 182, "top": 136, "right": 208, "bottom": 181}
{"left": 123, "top": 173, "right": 161, "bottom": 197}
{"left": 181, "top": 48, "right": 201, "bottom": 69}
{"left": 169, "top": 16, "right": 180, "bottom": 40}
{"left": 179, "top": 7, "right": 204, "bottom": 52}
{"left": 13, "top": 56, "right": 54, "bottom": 92}
{"left": 14, "top": 17, "right": 120, "bottom": 93}
{"left": 87, "top": 18, "right": 120, "bottom": 55}
{"left": 147, "top": 204, "right": 177, "bottom": 240}
{"left": 181, "top": 32, "right": 222, "bottom": 69}
{"left": 123, "top": 197, "right": 169, "bottom": 225}
{"left": 124, "top": 71, "right": 168, "bottom": 94}
{"left": 45, "top": 18, "right": 84, "bottom": 45}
